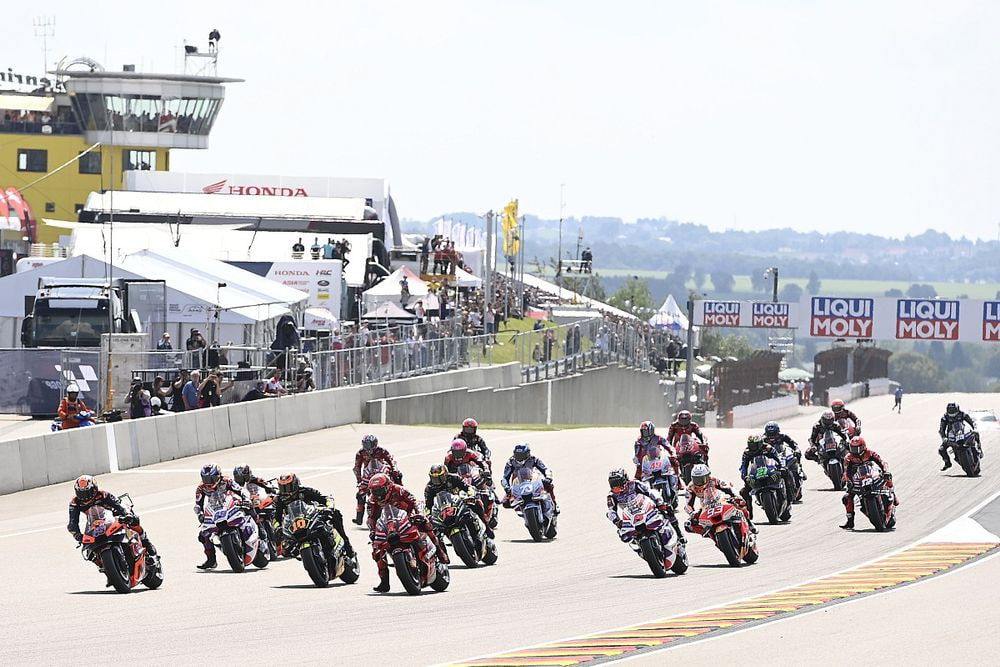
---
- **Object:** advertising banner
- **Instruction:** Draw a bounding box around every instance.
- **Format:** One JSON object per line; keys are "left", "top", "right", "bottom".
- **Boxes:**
{"left": 264, "top": 260, "right": 342, "bottom": 312}
{"left": 694, "top": 300, "right": 798, "bottom": 329}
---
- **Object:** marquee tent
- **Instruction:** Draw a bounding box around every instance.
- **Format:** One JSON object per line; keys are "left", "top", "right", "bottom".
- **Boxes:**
{"left": 649, "top": 294, "right": 689, "bottom": 331}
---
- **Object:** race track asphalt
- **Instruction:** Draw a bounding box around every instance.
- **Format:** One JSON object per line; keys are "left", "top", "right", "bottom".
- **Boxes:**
{"left": 1, "top": 392, "right": 996, "bottom": 665}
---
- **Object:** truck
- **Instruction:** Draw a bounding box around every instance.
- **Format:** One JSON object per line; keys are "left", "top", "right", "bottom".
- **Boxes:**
{"left": 20, "top": 277, "right": 166, "bottom": 348}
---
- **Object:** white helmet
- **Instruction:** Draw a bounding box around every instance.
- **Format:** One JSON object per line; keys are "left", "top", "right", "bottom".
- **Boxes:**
{"left": 66, "top": 383, "right": 80, "bottom": 395}
{"left": 150, "top": 397, "right": 161, "bottom": 408}
{"left": 691, "top": 464, "right": 711, "bottom": 486}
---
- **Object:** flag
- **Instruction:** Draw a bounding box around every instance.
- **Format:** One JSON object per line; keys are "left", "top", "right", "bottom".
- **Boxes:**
{"left": 502, "top": 199, "right": 520, "bottom": 257}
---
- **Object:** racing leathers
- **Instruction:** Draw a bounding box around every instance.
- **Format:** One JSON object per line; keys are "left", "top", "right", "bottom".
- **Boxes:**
{"left": 68, "top": 490, "right": 156, "bottom": 560}
{"left": 842, "top": 449, "right": 898, "bottom": 526}
{"left": 424, "top": 473, "right": 493, "bottom": 537}
{"left": 607, "top": 479, "right": 685, "bottom": 544}
{"left": 684, "top": 477, "right": 755, "bottom": 534}
{"left": 738, "top": 444, "right": 786, "bottom": 519}
{"left": 805, "top": 422, "right": 847, "bottom": 461}
{"left": 938, "top": 411, "right": 983, "bottom": 467}
{"left": 632, "top": 434, "right": 680, "bottom": 481}
{"left": 835, "top": 408, "right": 862, "bottom": 435}
{"left": 764, "top": 432, "right": 804, "bottom": 472}
{"left": 274, "top": 485, "right": 354, "bottom": 556}
{"left": 194, "top": 477, "right": 251, "bottom": 560}
{"left": 353, "top": 446, "right": 401, "bottom": 483}
{"left": 667, "top": 420, "right": 709, "bottom": 463}
{"left": 455, "top": 431, "right": 492, "bottom": 470}
{"left": 367, "top": 482, "right": 450, "bottom": 586}
{"left": 500, "top": 454, "right": 558, "bottom": 508}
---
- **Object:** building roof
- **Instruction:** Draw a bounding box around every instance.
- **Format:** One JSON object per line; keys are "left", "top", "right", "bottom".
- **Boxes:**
{"left": 0, "top": 94, "right": 54, "bottom": 112}
{"left": 82, "top": 190, "right": 369, "bottom": 222}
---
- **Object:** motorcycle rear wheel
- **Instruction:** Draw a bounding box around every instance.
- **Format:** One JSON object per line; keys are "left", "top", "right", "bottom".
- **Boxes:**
{"left": 102, "top": 545, "right": 133, "bottom": 593}
{"left": 339, "top": 554, "right": 361, "bottom": 584}
{"left": 392, "top": 550, "right": 423, "bottom": 595}
{"left": 302, "top": 545, "right": 329, "bottom": 587}
{"left": 639, "top": 537, "right": 668, "bottom": 578}
{"left": 429, "top": 562, "right": 450, "bottom": 591}
{"left": 220, "top": 533, "right": 245, "bottom": 573}
{"left": 671, "top": 543, "right": 689, "bottom": 574}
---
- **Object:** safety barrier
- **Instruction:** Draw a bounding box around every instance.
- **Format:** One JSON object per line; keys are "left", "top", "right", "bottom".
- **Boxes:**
{"left": 1, "top": 363, "right": 524, "bottom": 495}
{"left": 827, "top": 377, "right": 895, "bottom": 404}
{"left": 730, "top": 395, "right": 801, "bottom": 429}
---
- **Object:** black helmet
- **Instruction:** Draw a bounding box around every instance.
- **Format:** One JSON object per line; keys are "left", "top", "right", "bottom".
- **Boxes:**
{"left": 821, "top": 410, "right": 835, "bottom": 426}
{"left": 200, "top": 464, "right": 221, "bottom": 489}
{"left": 608, "top": 468, "right": 628, "bottom": 492}
{"left": 361, "top": 434, "right": 378, "bottom": 452}
{"left": 278, "top": 473, "right": 300, "bottom": 497}
{"left": 677, "top": 410, "right": 692, "bottom": 426}
{"left": 428, "top": 464, "right": 448, "bottom": 487}
{"left": 747, "top": 435, "right": 764, "bottom": 453}
{"left": 513, "top": 443, "right": 531, "bottom": 463}
{"left": 233, "top": 464, "right": 252, "bottom": 486}
{"left": 74, "top": 475, "right": 98, "bottom": 503}
{"left": 764, "top": 421, "right": 780, "bottom": 437}
{"left": 946, "top": 402, "right": 959, "bottom": 416}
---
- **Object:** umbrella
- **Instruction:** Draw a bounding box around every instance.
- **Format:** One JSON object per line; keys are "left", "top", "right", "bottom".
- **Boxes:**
{"left": 778, "top": 367, "right": 813, "bottom": 382}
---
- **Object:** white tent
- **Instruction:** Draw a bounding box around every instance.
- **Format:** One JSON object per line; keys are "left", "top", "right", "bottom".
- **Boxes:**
{"left": 362, "top": 266, "right": 429, "bottom": 306}
{"left": 649, "top": 294, "right": 689, "bottom": 331}
{"left": 454, "top": 267, "right": 483, "bottom": 288}
{"left": 303, "top": 307, "right": 338, "bottom": 330}
{"left": 362, "top": 301, "right": 416, "bottom": 321}
{"left": 0, "top": 251, "right": 307, "bottom": 347}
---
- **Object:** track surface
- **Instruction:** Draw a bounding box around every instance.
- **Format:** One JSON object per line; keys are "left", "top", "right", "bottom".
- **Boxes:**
{"left": 1, "top": 392, "right": 996, "bottom": 665}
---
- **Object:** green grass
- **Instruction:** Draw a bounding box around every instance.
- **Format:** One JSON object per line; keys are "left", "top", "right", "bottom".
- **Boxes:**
{"left": 488, "top": 318, "right": 559, "bottom": 366}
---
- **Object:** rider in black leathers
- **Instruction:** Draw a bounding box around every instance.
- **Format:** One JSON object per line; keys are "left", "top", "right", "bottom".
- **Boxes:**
{"left": 938, "top": 402, "right": 983, "bottom": 470}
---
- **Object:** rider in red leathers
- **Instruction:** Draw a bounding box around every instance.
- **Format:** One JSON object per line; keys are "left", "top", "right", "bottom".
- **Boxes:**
{"left": 353, "top": 434, "right": 401, "bottom": 483}
{"left": 667, "top": 410, "right": 709, "bottom": 463}
{"left": 445, "top": 439, "right": 489, "bottom": 478}
{"left": 367, "top": 473, "right": 449, "bottom": 593}
{"left": 455, "top": 418, "right": 492, "bottom": 471}
{"left": 840, "top": 437, "right": 898, "bottom": 530}
{"left": 683, "top": 464, "right": 756, "bottom": 535}
{"left": 633, "top": 421, "right": 680, "bottom": 480}
{"left": 831, "top": 399, "right": 862, "bottom": 435}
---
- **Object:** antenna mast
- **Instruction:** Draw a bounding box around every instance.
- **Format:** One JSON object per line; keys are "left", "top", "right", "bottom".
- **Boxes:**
{"left": 32, "top": 16, "right": 56, "bottom": 79}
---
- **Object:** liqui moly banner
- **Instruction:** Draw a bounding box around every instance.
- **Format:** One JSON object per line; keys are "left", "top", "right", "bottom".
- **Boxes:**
{"left": 895, "top": 299, "right": 959, "bottom": 340}
{"left": 809, "top": 297, "right": 874, "bottom": 338}
{"left": 693, "top": 301, "right": 798, "bottom": 328}
{"left": 983, "top": 302, "right": 1000, "bottom": 342}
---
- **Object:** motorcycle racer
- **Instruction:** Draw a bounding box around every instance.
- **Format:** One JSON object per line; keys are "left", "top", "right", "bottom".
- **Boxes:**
{"left": 684, "top": 464, "right": 756, "bottom": 534}
{"left": 805, "top": 411, "right": 848, "bottom": 461}
{"left": 68, "top": 475, "right": 158, "bottom": 564}
{"left": 353, "top": 434, "right": 402, "bottom": 484}
{"left": 424, "top": 464, "right": 494, "bottom": 538}
{"left": 606, "top": 468, "right": 686, "bottom": 543}
{"left": 500, "top": 443, "right": 559, "bottom": 512}
{"left": 831, "top": 399, "right": 861, "bottom": 435}
{"left": 667, "top": 410, "right": 709, "bottom": 463}
{"left": 938, "top": 402, "right": 983, "bottom": 470}
{"left": 840, "top": 437, "right": 899, "bottom": 530}
{"left": 737, "top": 435, "right": 786, "bottom": 520}
{"left": 194, "top": 463, "right": 251, "bottom": 569}
{"left": 633, "top": 421, "right": 680, "bottom": 480}
{"left": 455, "top": 418, "right": 492, "bottom": 469}
{"left": 763, "top": 421, "right": 806, "bottom": 480}
{"left": 273, "top": 473, "right": 355, "bottom": 558}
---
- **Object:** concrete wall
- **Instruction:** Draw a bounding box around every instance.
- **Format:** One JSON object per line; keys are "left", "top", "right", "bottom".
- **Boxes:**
{"left": 731, "top": 395, "right": 800, "bottom": 428}
{"left": 828, "top": 377, "right": 895, "bottom": 404}
{"left": 367, "top": 364, "right": 669, "bottom": 427}
{"left": 0, "top": 363, "right": 523, "bottom": 496}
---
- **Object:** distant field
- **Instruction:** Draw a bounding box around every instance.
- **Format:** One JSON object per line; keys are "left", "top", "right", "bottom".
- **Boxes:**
{"left": 545, "top": 268, "right": 1000, "bottom": 300}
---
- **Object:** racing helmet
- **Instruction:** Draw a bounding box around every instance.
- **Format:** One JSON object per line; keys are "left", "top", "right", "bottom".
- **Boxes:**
{"left": 608, "top": 468, "right": 628, "bottom": 493}
{"left": 848, "top": 436, "right": 867, "bottom": 458}
{"left": 278, "top": 473, "right": 300, "bottom": 497}
{"left": 691, "top": 464, "right": 711, "bottom": 488}
{"left": 513, "top": 443, "right": 531, "bottom": 463}
{"left": 361, "top": 434, "right": 378, "bottom": 452}
{"left": 831, "top": 399, "right": 845, "bottom": 415}
{"left": 74, "top": 475, "right": 98, "bottom": 503}
{"left": 764, "top": 421, "right": 780, "bottom": 437}
{"left": 946, "top": 402, "right": 959, "bottom": 417}
{"left": 233, "top": 464, "right": 252, "bottom": 486}
{"left": 677, "top": 410, "right": 692, "bottom": 427}
{"left": 428, "top": 463, "right": 448, "bottom": 487}
{"left": 462, "top": 418, "right": 478, "bottom": 436}
{"left": 746, "top": 434, "right": 765, "bottom": 453}
{"left": 150, "top": 397, "right": 161, "bottom": 409}
{"left": 821, "top": 410, "right": 835, "bottom": 426}
{"left": 369, "top": 473, "right": 391, "bottom": 501}
{"left": 200, "top": 464, "right": 222, "bottom": 490}
{"left": 66, "top": 382, "right": 80, "bottom": 398}
{"left": 450, "top": 439, "right": 468, "bottom": 459}
{"left": 639, "top": 421, "right": 655, "bottom": 439}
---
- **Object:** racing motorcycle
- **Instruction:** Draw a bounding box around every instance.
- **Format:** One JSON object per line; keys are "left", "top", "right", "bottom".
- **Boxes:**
{"left": 355, "top": 459, "right": 390, "bottom": 525}
{"left": 837, "top": 417, "right": 857, "bottom": 438}
{"left": 817, "top": 430, "right": 847, "bottom": 491}
{"left": 640, "top": 442, "right": 680, "bottom": 509}
{"left": 281, "top": 500, "right": 360, "bottom": 587}
{"left": 246, "top": 481, "right": 279, "bottom": 558}
{"left": 851, "top": 461, "right": 896, "bottom": 532}
{"left": 675, "top": 434, "right": 705, "bottom": 485}
{"left": 690, "top": 487, "right": 758, "bottom": 567}
{"left": 616, "top": 494, "right": 688, "bottom": 578}
{"left": 747, "top": 454, "right": 791, "bottom": 524}
{"left": 456, "top": 461, "right": 498, "bottom": 528}
{"left": 373, "top": 505, "right": 450, "bottom": 595}
{"left": 201, "top": 489, "right": 269, "bottom": 572}
{"left": 78, "top": 496, "right": 163, "bottom": 594}
{"left": 509, "top": 465, "right": 557, "bottom": 542}
{"left": 430, "top": 489, "right": 498, "bottom": 568}
{"left": 946, "top": 421, "right": 981, "bottom": 477}
{"left": 770, "top": 440, "right": 804, "bottom": 503}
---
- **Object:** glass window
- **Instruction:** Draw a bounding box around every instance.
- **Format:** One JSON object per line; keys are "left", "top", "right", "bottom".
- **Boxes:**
{"left": 123, "top": 149, "right": 156, "bottom": 172}
{"left": 44, "top": 202, "right": 55, "bottom": 213}
{"left": 17, "top": 149, "right": 47, "bottom": 172}
{"left": 78, "top": 151, "right": 101, "bottom": 174}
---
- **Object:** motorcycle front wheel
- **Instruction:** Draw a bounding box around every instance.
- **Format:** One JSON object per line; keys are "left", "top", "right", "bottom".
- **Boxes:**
{"left": 220, "top": 532, "right": 245, "bottom": 573}
{"left": 392, "top": 550, "right": 423, "bottom": 595}
{"left": 639, "top": 536, "right": 668, "bottom": 578}
{"left": 102, "top": 545, "right": 133, "bottom": 593}
{"left": 451, "top": 529, "right": 478, "bottom": 568}
{"left": 302, "top": 545, "right": 329, "bottom": 587}
{"left": 525, "top": 507, "right": 544, "bottom": 542}
{"left": 864, "top": 496, "right": 887, "bottom": 532}
{"left": 716, "top": 529, "right": 742, "bottom": 567}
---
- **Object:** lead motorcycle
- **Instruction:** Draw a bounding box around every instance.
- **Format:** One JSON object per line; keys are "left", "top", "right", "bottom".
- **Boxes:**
{"left": 640, "top": 442, "right": 680, "bottom": 509}
{"left": 675, "top": 434, "right": 705, "bottom": 485}
{"left": 747, "top": 454, "right": 791, "bottom": 524}
{"left": 508, "top": 466, "right": 557, "bottom": 542}
{"left": 946, "top": 422, "right": 981, "bottom": 477}
{"left": 430, "top": 489, "right": 498, "bottom": 568}
{"left": 689, "top": 487, "right": 759, "bottom": 567}
{"left": 372, "top": 505, "right": 450, "bottom": 595}
{"left": 816, "top": 430, "right": 847, "bottom": 491}
{"left": 78, "top": 496, "right": 163, "bottom": 594}
{"left": 851, "top": 461, "right": 896, "bottom": 532}
{"left": 355, "top": 459, "right": 390, "bottom": 525}
{"left": 616, "top": 494, "right": 688, "bottom": 578}
{"left": 281, "top": 500, "right": 360, "bottom": 587}
{"left": 201, "top": 489, "right": 269, "bottom": 572}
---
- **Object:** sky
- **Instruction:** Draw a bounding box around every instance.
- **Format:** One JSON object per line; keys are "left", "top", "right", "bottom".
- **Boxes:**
{"left": 6, "top": 1, "right": 1000, "bottom": 240}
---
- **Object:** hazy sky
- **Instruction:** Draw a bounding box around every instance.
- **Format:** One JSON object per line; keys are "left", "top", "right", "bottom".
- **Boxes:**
{"left": 7, "top": 2, "right": 1000, "bottom": 239}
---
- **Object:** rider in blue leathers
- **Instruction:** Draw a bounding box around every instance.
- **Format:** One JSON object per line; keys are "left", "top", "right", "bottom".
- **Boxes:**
{"left": 501, "top": 443, "right": 559, "bottom": 513}
{"left": 738, "top": 435, "right": 787, "bottom": 520}
{"left": 763, "top": 421, "right": 806, "bottom": 480}
{"left": 606, "top": 468, "right": 685, "bottom": 544}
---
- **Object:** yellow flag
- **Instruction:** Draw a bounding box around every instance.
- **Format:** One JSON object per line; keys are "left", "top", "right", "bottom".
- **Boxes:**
{"left": 502, "top": 199, "right": 520, "bottom": 257}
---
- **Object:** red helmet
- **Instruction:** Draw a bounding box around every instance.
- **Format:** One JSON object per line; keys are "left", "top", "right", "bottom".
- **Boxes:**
{"left": 677, "top": 410, "right": 692, "bottom": 426}
{"left": 462, "top": 418, "right": 478, "bottom": 436}
{"left": 848, "top": 436, "right": 867, "bottom": 458}
{"left": 369, "top": 473, "right": 391, "bottom": 501}
{"left": 639, "top": 421, "right": 655, "bottom": 439}
{"left": 831, "top": 399, "right": 845, "bottom": 415}
{"left": 450, "top": 438, "right": 468, "bottom": 458}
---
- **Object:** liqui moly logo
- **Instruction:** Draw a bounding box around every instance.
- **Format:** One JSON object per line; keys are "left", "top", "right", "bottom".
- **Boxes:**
{"left": 752, "top": 302, "right": 789, "bottom": 328}
{"left": 202, "top": 179, "right": 308, "bottom": 197}
{"left": 703, "top": 301, "right": 741, "bottom": 326}
{"left": 983, "top": 302, "right": 1000, "bottom": 342}
{"left": 895, "top": 299, "right": 959, "bottom": 340}
{"left": 810, "top": 297, "right": 873, "bottom": 338}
